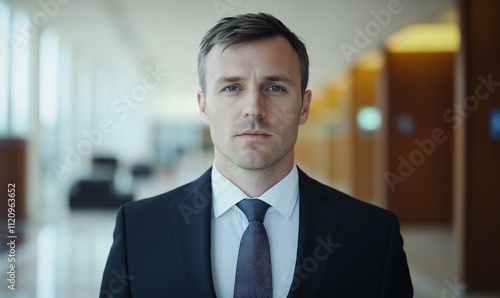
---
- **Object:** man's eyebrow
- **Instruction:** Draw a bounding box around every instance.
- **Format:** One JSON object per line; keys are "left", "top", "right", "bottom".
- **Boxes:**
{"left": 213, "top": 75, "right": 296, "bottom": 86}
{"left": 214, "top": 76, "right": 243, "bottom": 86}
{"left": 264, "top": 75, "right": 295, "bottom": 85}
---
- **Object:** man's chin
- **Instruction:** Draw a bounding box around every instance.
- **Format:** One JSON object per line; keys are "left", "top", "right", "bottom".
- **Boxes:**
{"left": 234, "top": 160, "right": 271, "bottom": 171}
{"left": 215, "top": 146, "right": 290, "bottom": 171}
{"left": 232, "top": 154, "right": 283, "bottom": 171}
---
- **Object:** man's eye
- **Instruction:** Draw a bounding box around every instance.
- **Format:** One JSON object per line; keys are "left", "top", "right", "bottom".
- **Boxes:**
{"left": 268, "top": 85, "right": 284, "bottom": 92}
{"left": 223, "top": 86, "right": 239, "bottom": 92}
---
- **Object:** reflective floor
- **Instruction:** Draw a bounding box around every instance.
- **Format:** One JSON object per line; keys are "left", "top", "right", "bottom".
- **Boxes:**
{"left": 1, "top": 152, "right": 498, "bottom": 298}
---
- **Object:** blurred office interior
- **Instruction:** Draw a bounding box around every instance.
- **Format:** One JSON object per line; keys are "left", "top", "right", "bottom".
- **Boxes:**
{"left": 0, "top": 0, "right": 499, "bottom": 297}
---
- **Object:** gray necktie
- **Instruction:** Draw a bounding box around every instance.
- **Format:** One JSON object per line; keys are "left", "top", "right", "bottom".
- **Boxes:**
{"left": 234, "top": 199, "right": 272, "bottom": 298}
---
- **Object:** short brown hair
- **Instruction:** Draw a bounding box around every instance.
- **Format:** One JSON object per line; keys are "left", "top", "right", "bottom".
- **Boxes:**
{"left": 197, "top": 12, "right": 309, "bottom": 95}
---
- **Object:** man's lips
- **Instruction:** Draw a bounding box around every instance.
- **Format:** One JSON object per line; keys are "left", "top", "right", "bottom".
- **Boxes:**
{"left": 236, "top": 130, "right": 271, "bottom": 138}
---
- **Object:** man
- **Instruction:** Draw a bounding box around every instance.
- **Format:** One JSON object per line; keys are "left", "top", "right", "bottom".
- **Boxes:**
{"left": 100, "top": 12, "right": 413, "bottom": 297}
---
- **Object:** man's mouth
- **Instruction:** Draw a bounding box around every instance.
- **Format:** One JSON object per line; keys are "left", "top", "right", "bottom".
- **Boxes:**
{"left": 237, "top": 130, "right": 271, "bottom": 138}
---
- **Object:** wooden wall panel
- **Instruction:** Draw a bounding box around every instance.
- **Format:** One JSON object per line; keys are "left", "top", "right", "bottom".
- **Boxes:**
{"left": 385, "top": 51, "right": 454, "bottom": 224}
{"left": 350, "top": 63, "right": 382, "bottom": 204}
{"left": 0, "top": 139, "right": 27, "bottom": 222}
{"left": 458, "top": 0, "right": 500, "bottom": 291}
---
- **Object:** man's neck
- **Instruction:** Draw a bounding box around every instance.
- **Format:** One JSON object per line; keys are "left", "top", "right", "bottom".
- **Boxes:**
{"left": 214, "top": 154, "right": 295, "bottom": 198}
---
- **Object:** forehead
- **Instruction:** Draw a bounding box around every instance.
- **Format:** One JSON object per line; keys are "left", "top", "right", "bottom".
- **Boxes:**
{"left": 204, "top": 35, "right": 301, "bottom": 83}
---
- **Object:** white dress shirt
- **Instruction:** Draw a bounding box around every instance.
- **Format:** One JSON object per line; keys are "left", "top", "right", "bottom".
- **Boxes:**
{"left": 211, "top": 164, "right": 300, "bottom": 298}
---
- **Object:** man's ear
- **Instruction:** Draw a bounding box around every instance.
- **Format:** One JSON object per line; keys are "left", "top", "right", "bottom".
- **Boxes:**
{"left": 299, "top": 89, "right": 312, "bottom": 125}
{"left": 197, "top": 91, "right": 209, "bottom": 125}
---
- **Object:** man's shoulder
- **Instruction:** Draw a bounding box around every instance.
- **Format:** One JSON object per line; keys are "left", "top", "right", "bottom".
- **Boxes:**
{"left": 120, "top": 168, "right": 212, "bottom": 216}
{"left": 298, "top": 168, "right": 396, "bottom": 221}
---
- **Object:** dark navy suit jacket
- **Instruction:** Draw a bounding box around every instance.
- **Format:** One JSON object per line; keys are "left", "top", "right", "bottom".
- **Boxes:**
{"left": 100, "top": 167, "right": 413, "bottom": 297}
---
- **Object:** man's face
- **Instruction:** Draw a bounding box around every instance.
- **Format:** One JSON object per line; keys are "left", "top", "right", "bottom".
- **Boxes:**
{"left": 198, "top": 35, "right": 311, "bottom": 172}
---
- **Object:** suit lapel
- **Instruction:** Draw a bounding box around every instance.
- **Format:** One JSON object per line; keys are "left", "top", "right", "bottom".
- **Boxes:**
{"left": 171, "top": 168, "right": 217, "bottom": 298}
{"left": 288, "top": 168, "right": 342, "bottom": 298}
{"left": 169, "top": 167, "right": 341, "bottom": 297}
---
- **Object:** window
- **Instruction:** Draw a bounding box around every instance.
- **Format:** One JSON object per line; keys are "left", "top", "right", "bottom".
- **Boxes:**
{"left": 10, "top": 12, "right": 31, "bottom": 137}
{"left": 39, "top": 28, "right": 59, "bottom": 127}
{"left": 0, "top": 1, "right": 9, "bottom": 135}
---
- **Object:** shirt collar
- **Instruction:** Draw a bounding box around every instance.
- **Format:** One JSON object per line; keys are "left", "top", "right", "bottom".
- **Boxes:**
{"left": 211, "top": 163, "right": 299, "bottom": 220}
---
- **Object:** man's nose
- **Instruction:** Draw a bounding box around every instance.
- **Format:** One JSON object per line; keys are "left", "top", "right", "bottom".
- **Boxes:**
{"left": 242, "top": 91, "right": 267, "bottom": 119}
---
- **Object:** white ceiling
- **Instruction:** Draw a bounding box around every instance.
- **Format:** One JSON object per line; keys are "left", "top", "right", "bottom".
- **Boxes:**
{"left": 5, "top": 0, "right": 455, "bottom": 116}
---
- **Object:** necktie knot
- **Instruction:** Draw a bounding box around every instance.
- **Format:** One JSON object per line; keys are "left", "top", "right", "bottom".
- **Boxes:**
{"left": 237, "top": 199, "right": 270, "bottom": 222}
